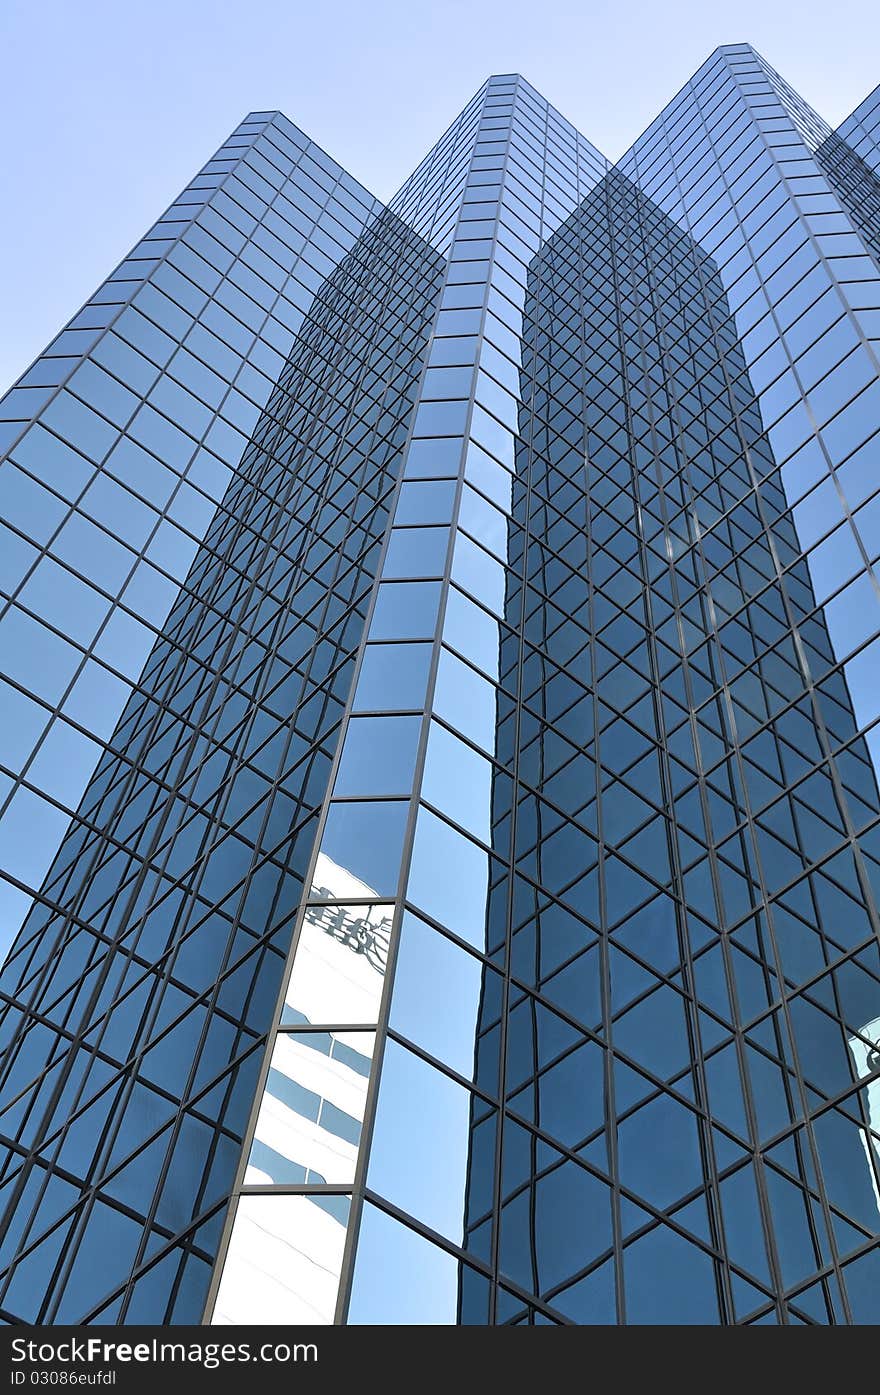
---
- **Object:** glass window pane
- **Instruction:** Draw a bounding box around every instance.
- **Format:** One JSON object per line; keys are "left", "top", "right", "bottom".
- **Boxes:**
{"left": 442, "top": 585, "right": 503, "bottom": 680}
{"left": 382, "top": 526, "right": 449, "bottom": 578}
{"left": 403, "top": 438, "right": 462, "bottom": 478}
{"left": 421, "top": 720, "right": 494, "bottom": 842}
{"left": 394, "top": 480, "right": 457, "bottom": 526}
{"left": 367, "top": 1039, "right": 491, "bottom": 1244}
{"left": 316, "top": 800, "right": 408, "bottom": 899}
{"left": 245, "top": 1030, "right": 375, "bottom": 1185}
{"left": 433, "top": 646, "right": 499, "bottom": 754}
{"left": 407, "top": 806, "right": 497, "bottom": 954}
{"left": 213, "top": 1193, "right": 349, "bottom": 1325}
{"left": 623, "top": 1224, "right": 721, "bottom": 1324}
{"left": 334, "top": 715, "right": 421, "bottom": 797}
{"left": 452, "top": 532, "right": 506, "bottom": 615}
{"left": 282, "top": 903, "right": 392, "bottom": 1027}
{"left": 390, "top": 911, "right": 492, "bottom": 1081}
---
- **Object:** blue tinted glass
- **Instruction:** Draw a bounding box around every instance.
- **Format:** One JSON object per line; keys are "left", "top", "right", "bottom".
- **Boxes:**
{"left": 394, "top": 481, "right": 457, "bottom": 525}
{"left": 433, "top": 647, "right": 499, "bottom": 754}
{"left": 348, "top": 1202, "right": 462, "bottom": 1324}
{"left": 369, "top": 582, "right": 441, "bottom": 640}
{"left": 407, "top": 807, "right": 493, "bottom": 952}
{"left": 390, "top": 912, "right": 492, "bottom": 1081}
{"left": 5, "top": 57, "right": 880, "bottom": 1331}
{"left": 367, "top": 1039, "right": 483, "bottom": 1244}
{"left": 382, "top": 526, "right": 449, "bottom": 578}
{"left": 624, "top": 1225, "right": 721, "bottom": 1324}
{"left": 334, "top": 716, "right": 421, "bottom": 796}
{"left": 352, "top": 644, "right": 433, "bottom": 712}
{"left": 318, "top": 801, "right": 408, "bottom": 899}
{"left": 421, "top": 721, "right": 493, "bottom": 842}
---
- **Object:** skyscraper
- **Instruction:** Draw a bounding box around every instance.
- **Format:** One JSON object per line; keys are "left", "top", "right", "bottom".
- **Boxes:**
{"left": 0, "top": 42, "right": 879, "bottom": 1325}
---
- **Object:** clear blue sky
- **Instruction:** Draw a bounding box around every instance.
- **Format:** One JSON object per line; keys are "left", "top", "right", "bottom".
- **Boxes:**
{"left": 1, "top": 0, "right": 878, "bottom": 395}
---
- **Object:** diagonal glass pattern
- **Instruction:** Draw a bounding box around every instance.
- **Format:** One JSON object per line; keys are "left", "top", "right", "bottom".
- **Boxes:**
{"left": 1, "top": 47, "right": 880, "bottom": 1326}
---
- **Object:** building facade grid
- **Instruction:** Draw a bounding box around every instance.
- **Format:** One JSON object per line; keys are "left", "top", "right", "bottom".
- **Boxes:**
{"left": 0, "top": 45, "right": 879, "bottom": 1325}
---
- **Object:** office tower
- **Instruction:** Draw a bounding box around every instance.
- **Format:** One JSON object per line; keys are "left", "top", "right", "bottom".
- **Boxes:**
{"left": 0, "top": 43, "right": 879, "bottom": 1325}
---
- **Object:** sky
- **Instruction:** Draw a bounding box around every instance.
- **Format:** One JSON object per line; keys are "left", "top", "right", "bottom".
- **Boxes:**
{"left": 1, "top": 0, "right": 879, "bottom": 396}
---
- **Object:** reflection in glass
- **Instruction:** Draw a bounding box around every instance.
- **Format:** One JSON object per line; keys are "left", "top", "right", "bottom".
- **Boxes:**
{"left": 367, "top": 1038, "right": 494, "bottom": 1245}
{"left": 464, "top": 441, "right": 513, "bottom": 513}
{"left": 389, "top": 911, "right": 491, "bottom": 1080}
{"left": 421, "top": 721, "right": 494, "bottom": 843}
{"left": 458, "top": 484, "right": 509, "bottom": 560}
{"left": 442, "top": 585, "right": 502, "bottom": 680}
{"left": 847, "top": 1015, "right": 880, "bottom": 1213}
{"left": 403, "top": 437, "right": 463, "bottom": 478}
{"left": 6, "top": 58, "right": 880, "bottom": 1331}
{"left": 352, "top": 642, "right": 432, "bottom": 712}
{"left": 394, "top": 479, "right": 457, "bottom": 525}
{"left": 407, "top": 806, "right": 494, "bottom": 952}
{"left": 452, "top": 532, "right": 506, "bottom": 616}
{"left": 245, "top": 1031, "right": 374, "bottom": 1186}
{"left": 212, "top": 1193, "right": 349, "bottom": 1325}
{"left": 333, "top": 715, "right": 421, "bottom": 796}
{"left": 433, "top": 645, "right": 499, "bottom": 754}
{"left": 381, "top": 526, "right": 449, "bottom": 578}
{"left": 316, "top": 801, "right": 408, "bottom": 899}
{"left": 347, "top": 1201, "right": 461, "bottom": 1324}
{"left": 623, "top": 1223, "right": 721, "bottom": 1324}
{"left": 282, "top": 903, "right": 390, "bottom": 1028}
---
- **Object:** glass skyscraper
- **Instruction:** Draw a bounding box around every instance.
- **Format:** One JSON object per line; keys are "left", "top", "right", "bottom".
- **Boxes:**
{"left": 1, "top": 43, "right": 879, "bottom": 1326}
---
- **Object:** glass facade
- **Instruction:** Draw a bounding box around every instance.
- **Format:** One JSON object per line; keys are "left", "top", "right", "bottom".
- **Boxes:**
{"left": 1, "top": 45, "right": 880, "bottom": 1325}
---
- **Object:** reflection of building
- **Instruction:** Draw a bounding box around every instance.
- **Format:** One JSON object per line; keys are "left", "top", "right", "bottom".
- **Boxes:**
{"left": 288, "top": 895, "right": 391, "bottom": 1000}
{"left": 213, "top": 1193, "right": 349, "bottom": 1325}
{"left": 847, "top": 1016, "right": 880, "bottom": 1214}
{"left": 2, "top": 47, "right": 880, "bottom": 1325}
